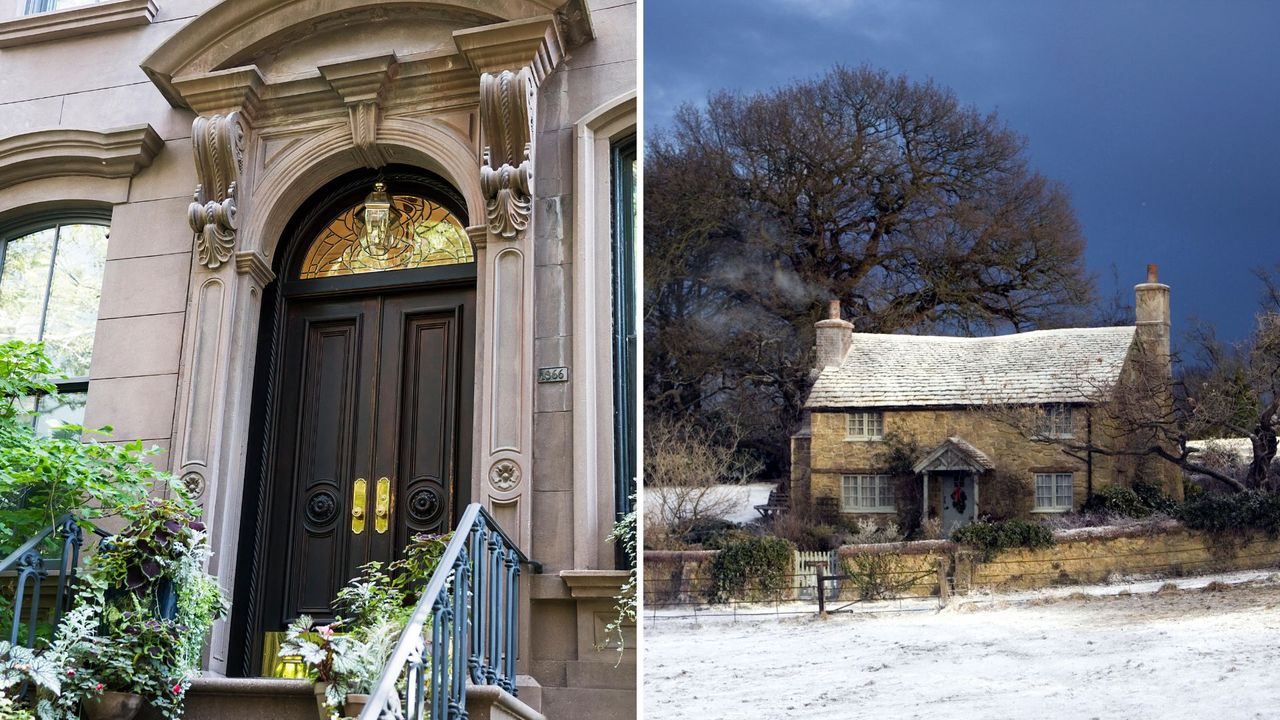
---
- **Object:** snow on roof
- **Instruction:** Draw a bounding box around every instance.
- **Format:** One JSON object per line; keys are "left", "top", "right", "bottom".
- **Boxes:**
{"left": 1187, "top": 438, "right": 1253, "bottom": 463}
{"left": 806, "top": 326, "right": 1138, "bottom": 409}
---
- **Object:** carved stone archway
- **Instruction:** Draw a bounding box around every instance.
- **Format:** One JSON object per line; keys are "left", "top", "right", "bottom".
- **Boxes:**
{"left": 143, "top": 0, "right": 584, "bottom": 672}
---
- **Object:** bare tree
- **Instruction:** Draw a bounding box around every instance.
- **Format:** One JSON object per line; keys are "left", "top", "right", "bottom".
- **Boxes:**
{"left": 642, "top": 417, "right": 762, "bottom": 538}
{"left": 983, "top": 317, "right": 1280, "bottom": 495}
{"left": 646, "top": 65, "right": 1095, "bottom": 472}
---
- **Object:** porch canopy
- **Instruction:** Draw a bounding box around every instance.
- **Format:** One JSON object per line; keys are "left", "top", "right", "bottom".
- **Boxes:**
{"left": 914, "top": 436, "right": 993, "bottom": 524}
{"left": 913, "top": 436, "right": 994, "bottom": 475}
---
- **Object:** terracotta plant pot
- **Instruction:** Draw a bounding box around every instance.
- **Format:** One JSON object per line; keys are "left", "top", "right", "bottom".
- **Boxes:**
{"left": 313, "top": 681, "right": 332, "bottom": 720}
{"left": 82, "top": 691, "right": 144, "bottom": 720}
{"left": 344, "top": 693, "right": 370, "bottom": 718}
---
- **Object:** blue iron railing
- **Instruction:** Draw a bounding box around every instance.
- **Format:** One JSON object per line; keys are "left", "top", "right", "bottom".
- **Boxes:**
{"left": 359, "top": 503, "right": 537, "bottom": 720}
{"left": 0, "top": 514, "right": 109, "bottom": 648}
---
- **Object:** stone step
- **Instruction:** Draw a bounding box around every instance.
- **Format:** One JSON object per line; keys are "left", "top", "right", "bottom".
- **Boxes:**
{"left": 134, "top": 676, "right": 544, "bottom": 720}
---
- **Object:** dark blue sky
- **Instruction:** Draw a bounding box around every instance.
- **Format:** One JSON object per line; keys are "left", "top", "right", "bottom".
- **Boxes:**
{"left": 644, "top": 0, "right": 1280, "bottom": 348}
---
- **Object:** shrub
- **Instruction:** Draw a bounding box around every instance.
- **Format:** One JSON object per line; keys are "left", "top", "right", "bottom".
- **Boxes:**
{"left": 709, "top": 536, "right": 793, "bottom": 603}
{"left": 840, "top": 552, "right": 933, "bottom": 601}
{"left": 1084, "top": 486, "right": 1150, "bottom": 518}
{"left": 1179, "top": 491, "right": 1280, "bottom": 538}
{"left": 681, "top": 516, "right": 741, "bottom": 547}
{"left": 951, "top": 519, "right": 1054, "bottom": 561}
{"left": 770, "top": 510, "right": 840, "bottom": 551}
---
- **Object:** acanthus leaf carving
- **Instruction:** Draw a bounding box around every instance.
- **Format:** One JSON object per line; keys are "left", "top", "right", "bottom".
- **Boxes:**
{"left": 481, "top": 147, "right": 531, "bottom": 240}
{"left": 188, "top": 112, "right": 245, "bottom": 270}
{"left": 479, "top": 69, "right": 535, "bottom": 240}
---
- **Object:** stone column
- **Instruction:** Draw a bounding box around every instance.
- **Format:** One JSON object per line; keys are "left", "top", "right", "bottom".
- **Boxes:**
{"left": 455, "top": 18, "right": 563, "bottom": 551}
{"left": 172, "top": 108, "right": 273, "bottom": 673}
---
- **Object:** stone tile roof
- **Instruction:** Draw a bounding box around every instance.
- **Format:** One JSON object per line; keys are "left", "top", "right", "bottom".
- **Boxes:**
{"left": 806, "top": 326, "right": 1137, "bottom": 408}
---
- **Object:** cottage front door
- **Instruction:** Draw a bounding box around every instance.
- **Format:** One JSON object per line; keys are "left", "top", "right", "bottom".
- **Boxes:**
{"left": 940, "top": 474, "right": 976, "bottom": 534}
{"left": 235, "top": 169, "right": 477, "bottom": 675}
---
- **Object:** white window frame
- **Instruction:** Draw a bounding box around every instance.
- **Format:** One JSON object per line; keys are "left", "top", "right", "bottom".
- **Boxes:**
{"left": 844, "top": 411, "right": 884, "bottom": 441}
{"left": 1033, "top": 472, "right": 1074, "bottom": 512}
{"left": 1036, "top": 404, "right": 1074, "bottom": 439}
{"left": 841, "top": 474, "right": 895, "bottom": 513}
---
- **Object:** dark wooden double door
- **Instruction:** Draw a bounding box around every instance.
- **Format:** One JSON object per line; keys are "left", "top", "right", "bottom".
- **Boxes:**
{"left": 259, "top": 284, "right": 474, "bottom": 628}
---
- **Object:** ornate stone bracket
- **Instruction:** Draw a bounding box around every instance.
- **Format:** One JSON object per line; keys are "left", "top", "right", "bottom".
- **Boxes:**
{"left": 188, "top": 112, "right": 245, "bottom": 270}
{"left": 320, "top": 55, "right": 398, "bottom": 169}
{"left": 479, "top": 69, "right": 535, "bottom": 239}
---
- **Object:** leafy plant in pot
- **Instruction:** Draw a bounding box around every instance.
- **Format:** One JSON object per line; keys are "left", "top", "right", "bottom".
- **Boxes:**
{"left": 283, "top": 532, "right": 449, "bottom": 719}
{"left": 43, "top": 497, "right": 227, "bottom": 720}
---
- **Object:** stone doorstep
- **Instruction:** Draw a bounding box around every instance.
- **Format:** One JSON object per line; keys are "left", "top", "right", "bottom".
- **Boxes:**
{"left": 137, "top": 675, "right": 545, "bottom": 720}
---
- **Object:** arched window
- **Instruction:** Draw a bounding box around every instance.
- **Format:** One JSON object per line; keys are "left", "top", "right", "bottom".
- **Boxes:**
{"left": 0, "top": 218, "right": 109, "bottom": 434}
{"left": 297, "top": 182, "right": 473, "bottom": 279}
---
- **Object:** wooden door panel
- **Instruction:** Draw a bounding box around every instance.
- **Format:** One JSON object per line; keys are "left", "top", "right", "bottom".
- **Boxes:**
{"left": 398, "top": 312, "right": 456, "bottom": 536}
{"left": 267, "top": 299, "right": 377, "bottom": 627}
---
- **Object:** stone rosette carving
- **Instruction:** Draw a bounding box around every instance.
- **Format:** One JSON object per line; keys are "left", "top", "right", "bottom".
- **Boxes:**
{"left": 479, "top": 69, "right": 535, "bottom": 240}
{"left": 489, "top": 460, "right": 521, "bottom": 491}
{"left": 188, "top": 112, "right": 245, "bottom": 269}
{"left": 181, "top": 470, "right": 206, "bottom": 499}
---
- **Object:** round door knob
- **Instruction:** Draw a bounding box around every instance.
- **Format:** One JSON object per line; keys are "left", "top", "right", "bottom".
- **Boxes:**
{"left": 352, "top": 507, "right": 365, "bottom": 519}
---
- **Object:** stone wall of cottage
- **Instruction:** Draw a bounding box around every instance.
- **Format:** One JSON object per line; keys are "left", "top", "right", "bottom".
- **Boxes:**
{"left": 804, "top": 406, "right": 1129, "bottom": 522}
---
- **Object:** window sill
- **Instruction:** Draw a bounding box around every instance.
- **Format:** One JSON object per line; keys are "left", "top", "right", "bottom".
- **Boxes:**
{"left": 842, "top": 508, "right": 896, "bottom": 514}
{"left": 1031, "top": 507, "right": 1071, "bottom": 514}
{"left": 843, "top": 436, "right": 884, "bottom": 442}
{"left": 0, "top": 0, "right": 156, "bottom": 49}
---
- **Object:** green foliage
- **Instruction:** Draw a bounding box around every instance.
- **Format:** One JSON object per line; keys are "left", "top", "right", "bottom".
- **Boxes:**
{"left": 0, "top": 341, "right": 168, "bottom": 553}
{"left": 872, "top": 432, "right": 921, "bottom": 477}
{"left": 1178, "top": 491, "right": 1280, "bottom": 538}
{"left": 1084, "top": 486, "right": 1149, "bottom": 518}
{"left": 1083, "top": 480, "right": 1179, "bottom": 519}
{"left": 840, "top": 553, "right": 933, "bottom": 601}
{"left": 288, "top": 533, "right": 451, "bottom": 712}
{"left": 599, "top": 505, "right": 636, "bottom": 659}
{"left": 44, "top": 501, "right": 226, "bottom": 720}
{"left": 951, "top": 519, "right": 1055, "bottom": 561}
{"left": 333, "top": 532, "right": 450, "bottom": 630}
{"left": 709, "top": 535, "right": 793, "bottom": 603}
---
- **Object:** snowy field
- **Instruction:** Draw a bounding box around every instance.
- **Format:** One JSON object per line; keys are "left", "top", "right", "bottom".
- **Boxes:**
{"left": 645, "top": 571, "right": 1280, "bottom": 719}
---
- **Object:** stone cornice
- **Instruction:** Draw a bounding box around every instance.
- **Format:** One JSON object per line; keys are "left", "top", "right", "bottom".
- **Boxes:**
{"left": 170, "top": 66, "right": 265, "bottom": 120}
{"left": 235, "top": 251, "right": 275, "bottom": 286}
{"left": 139, "top": 0, "right": 562, "bottom": 110}
{"left": 0, "top": 0, "right": 155, "bottom": 49}
{"left": 0, "top": 124, "right": 163, "bottom": 189}
{"left": 453, "top": 15, "right": 564, "bottom": 84}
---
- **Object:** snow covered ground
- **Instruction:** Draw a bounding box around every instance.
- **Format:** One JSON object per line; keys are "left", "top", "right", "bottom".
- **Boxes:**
{"left": 644, "top": 570, "right": 1280, "bottom": 719}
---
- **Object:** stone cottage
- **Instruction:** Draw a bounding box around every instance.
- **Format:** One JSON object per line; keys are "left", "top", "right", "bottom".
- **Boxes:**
{"left": 791, "top": 267, "right": 1180, "bottom": 534}
{"left": 0, "top": 1, "right": 635, "bottom": 718}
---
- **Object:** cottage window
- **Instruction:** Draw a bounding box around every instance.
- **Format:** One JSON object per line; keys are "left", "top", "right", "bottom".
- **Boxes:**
{"left": 0, "top": 220, "right": 109, "bottom": 434}
{"left": 611, "top": 135, "right": 638, "bottom": 531}
{"left": 1036, "top": 404, "right": 1074, "bottom": 438}
{"left": 845, "top": 411, "right": 884, "bottom": 440}
{"left": 841, "top": 474, "right": 895, "bottom": 513}
{"left": 1033, "top": 472, "right": 1074, "bottom": 511}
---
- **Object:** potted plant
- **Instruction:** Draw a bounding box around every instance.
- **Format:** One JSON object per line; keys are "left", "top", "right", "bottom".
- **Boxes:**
{"left": 283, "top": 533, "right": 449, "bottom": 719}
{"left": 0, "top": 640, "right": 61, "bottom": 720}
{"left": 43, "top": 498, "right": 226, "bottom": 720}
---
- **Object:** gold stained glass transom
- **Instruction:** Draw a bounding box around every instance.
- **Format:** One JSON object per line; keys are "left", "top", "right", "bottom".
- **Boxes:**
{"left": 298, "top": 193, "right": 473, "bottom": 279}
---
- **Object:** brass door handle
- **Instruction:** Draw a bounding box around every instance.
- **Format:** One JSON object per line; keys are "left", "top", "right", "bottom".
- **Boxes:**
{"left": 375, "top": 477, "right": 392, "bottom": 534}
{"left": 351, "top": 478, "right": 367, "bottom": 534}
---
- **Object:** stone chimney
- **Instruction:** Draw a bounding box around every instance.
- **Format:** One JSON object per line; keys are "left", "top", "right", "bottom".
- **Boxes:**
{"left": 814, "top": 299, "right": 854, "bottom": 370}
{"left": 1135, "top": 264, "right": 1171, "bottom": 364}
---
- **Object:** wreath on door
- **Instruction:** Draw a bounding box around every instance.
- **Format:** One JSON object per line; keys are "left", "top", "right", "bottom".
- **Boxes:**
{"left": 951, "top": 485, "right": 968, "bottom": 514}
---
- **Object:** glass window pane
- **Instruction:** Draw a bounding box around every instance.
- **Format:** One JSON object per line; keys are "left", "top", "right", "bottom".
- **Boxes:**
{"left": 299, "top": 191, "right": 473, "bottom": 279}
{"left": 33, "top": 391, "right": 87, "bottom": 437}
{"left": 43, "top": 224, "right": 108, "bottom": 378}
{"left": 0, "top": 228, "right": 57, "bottom": 343}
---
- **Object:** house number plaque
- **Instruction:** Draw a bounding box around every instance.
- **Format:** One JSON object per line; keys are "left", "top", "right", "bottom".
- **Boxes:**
{"left": 537, "top": 366, "right": 569, "bottom": 383}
